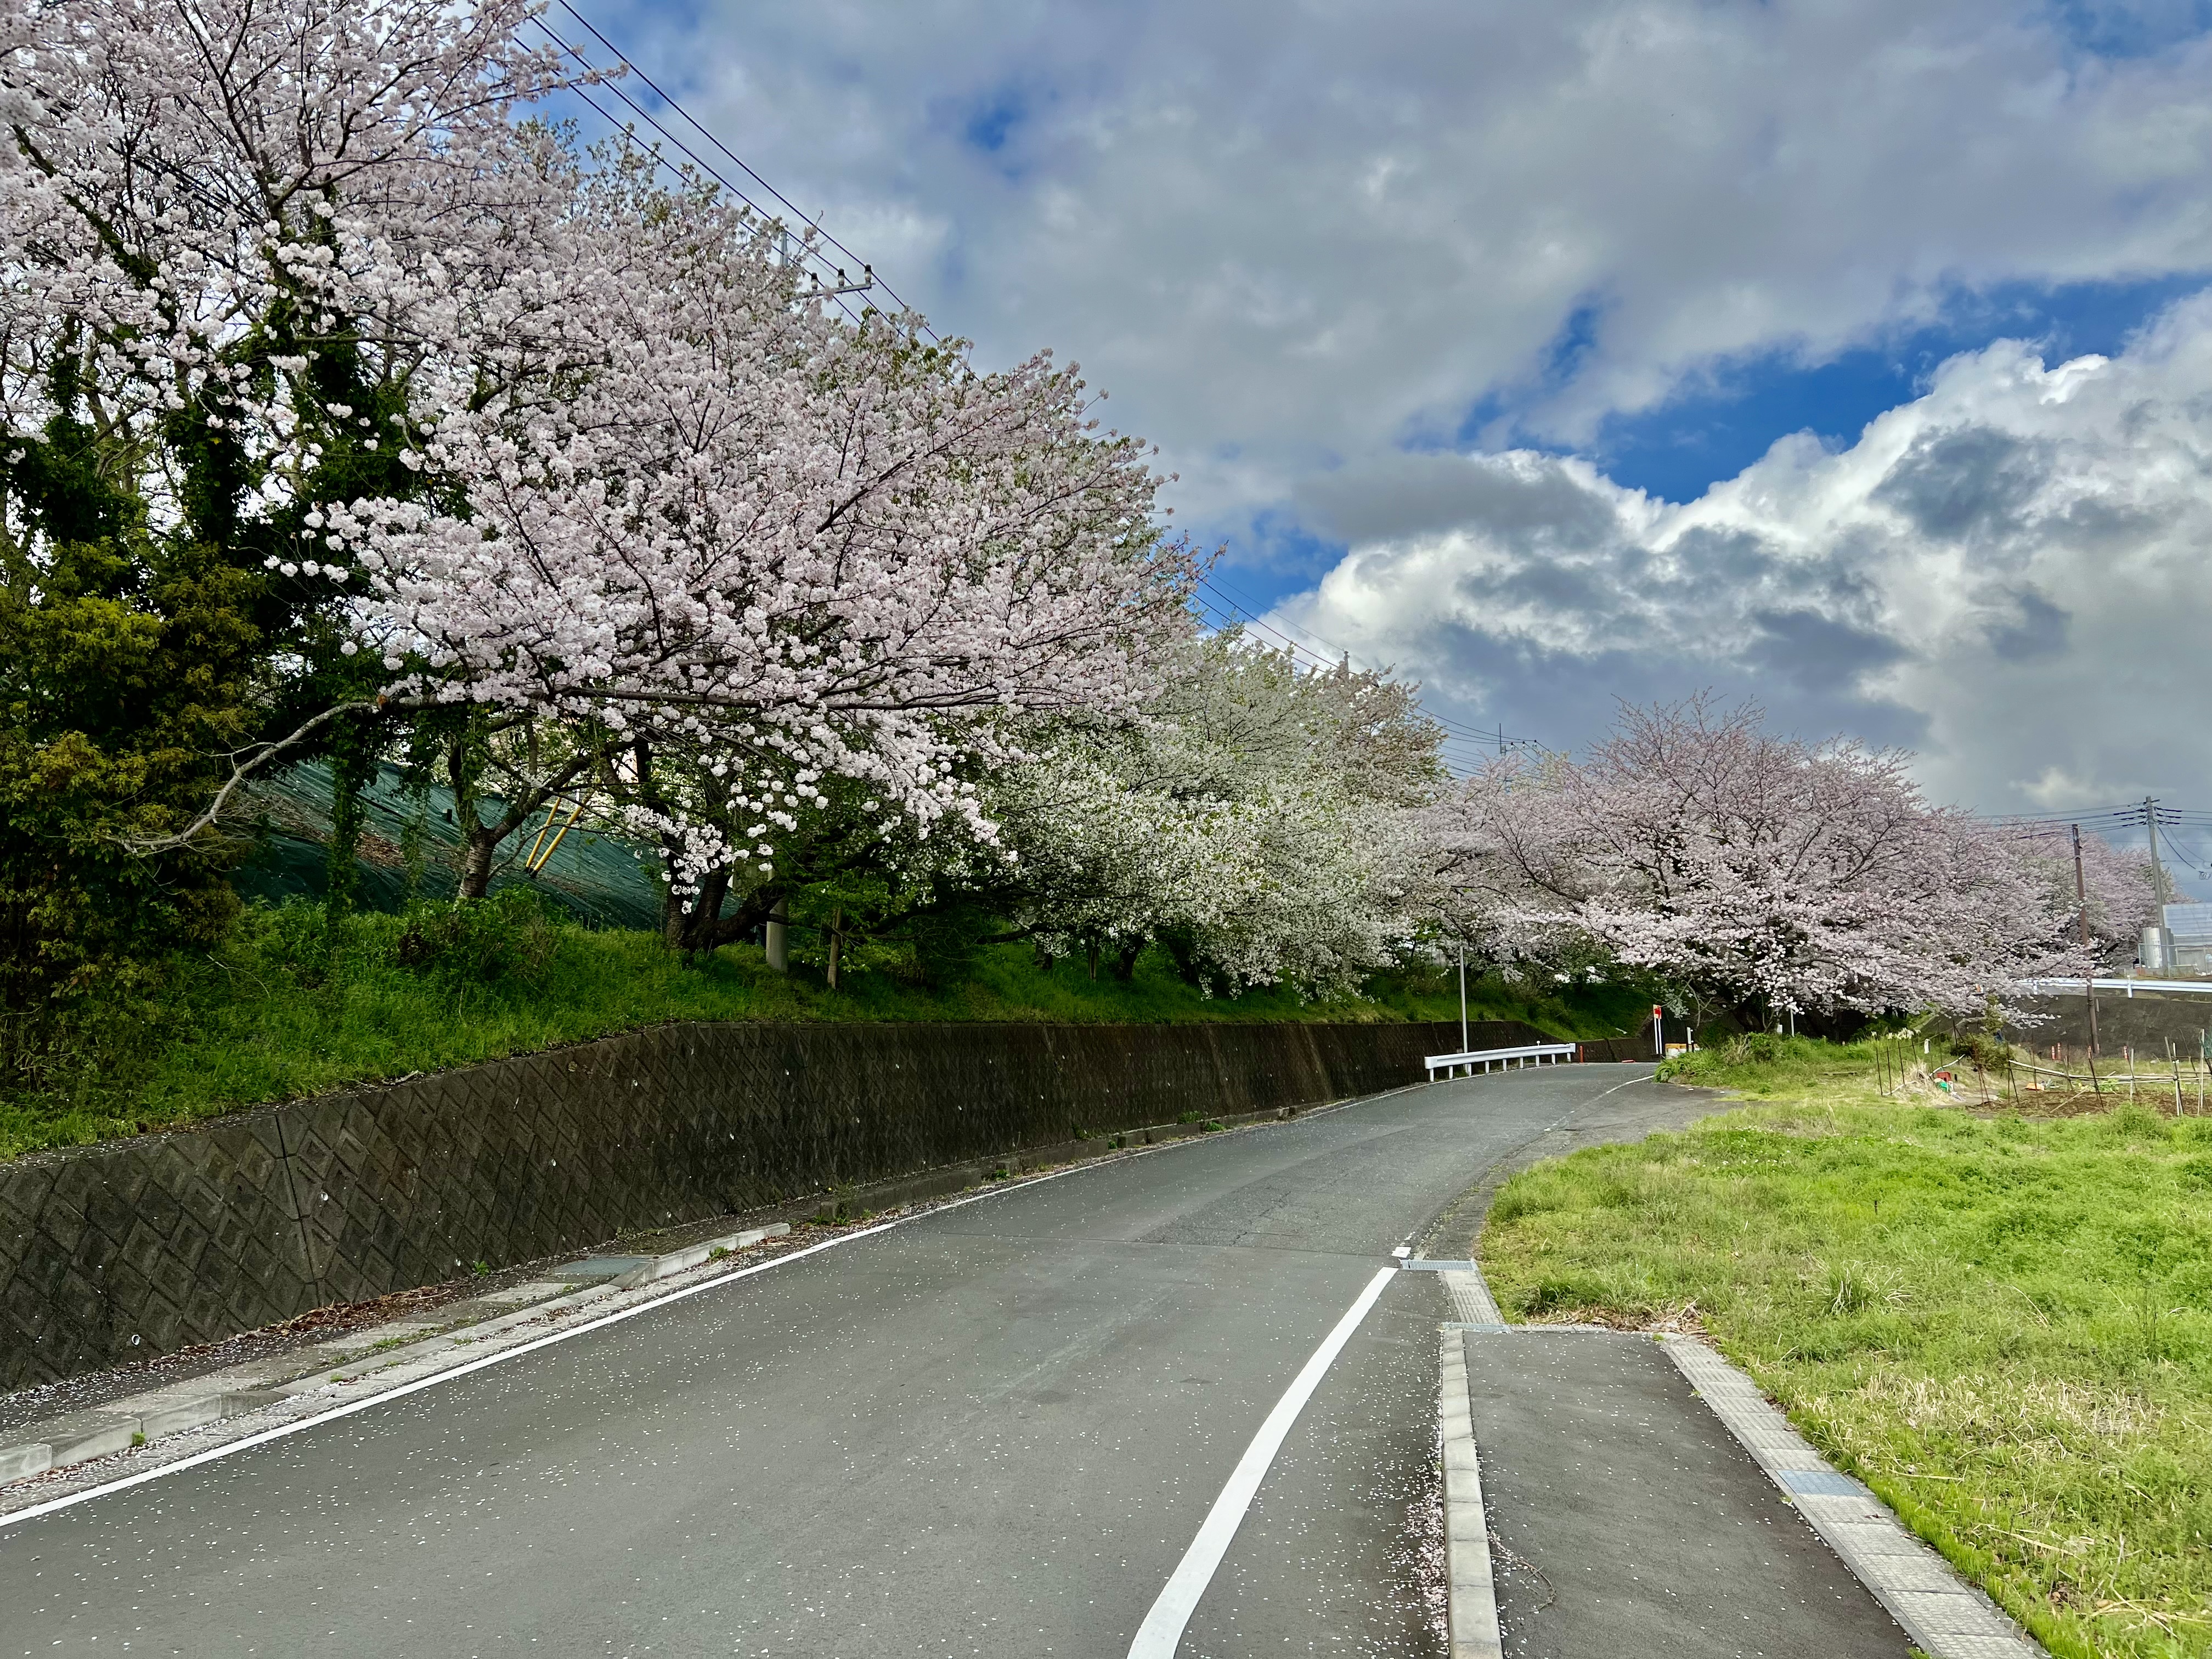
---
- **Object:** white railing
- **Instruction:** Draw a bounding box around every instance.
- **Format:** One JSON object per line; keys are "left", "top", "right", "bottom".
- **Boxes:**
{"left": 1425, "top": 1043, "right": 1578, "bottom": 1080}
{"left": 2019, "top": 977, "right": 2212, "bottom": 997}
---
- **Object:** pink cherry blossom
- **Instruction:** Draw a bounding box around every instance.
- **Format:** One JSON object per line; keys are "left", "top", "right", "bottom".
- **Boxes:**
{"left": 1429, "top": 695, "right": 2141, "bottom": 1023}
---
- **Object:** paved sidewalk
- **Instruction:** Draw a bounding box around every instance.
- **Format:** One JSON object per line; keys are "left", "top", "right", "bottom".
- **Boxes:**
{"left": 1461, "top": 1328, "right": 1910, "bottom": 1657}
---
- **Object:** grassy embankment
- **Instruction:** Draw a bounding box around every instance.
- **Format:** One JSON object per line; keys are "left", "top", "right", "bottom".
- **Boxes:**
{"left": 2, "top": 898, "right": 1649, "bottom": 1162}
{"left": 1477, "top": 1035, "right": 2212, "bottom": 1659}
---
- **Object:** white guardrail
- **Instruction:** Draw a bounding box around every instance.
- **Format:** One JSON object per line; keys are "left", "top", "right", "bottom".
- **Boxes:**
{"left": 1425, "top": 1042, "right": 1579, "bottom": 1080}
{"left": 2021, "top": 978, "right": 2212, "bottom": 997}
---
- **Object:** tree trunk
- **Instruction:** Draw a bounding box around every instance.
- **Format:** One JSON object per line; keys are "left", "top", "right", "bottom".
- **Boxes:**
{"left": 457, "top": 833, "right": 497, "bottom": 902}
{"left": 450, "top": 738, "right": 592, "bottom": 901}
{"left": 661, "top": 866, "right": 780, "bottom": 958}
{"left": 826, "top": 906, "right": 843, "bottom": 990}
{"left": 1160, "top": 928, "right": 1204, "bottom": 988}
{"left": 1111, "top": 936, "right": 1146, "bottom": 981}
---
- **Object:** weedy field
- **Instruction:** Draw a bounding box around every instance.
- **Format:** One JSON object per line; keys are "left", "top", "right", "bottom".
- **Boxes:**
{"left": 1479, "top": 1036, "right": 2212, "bottom": 1659}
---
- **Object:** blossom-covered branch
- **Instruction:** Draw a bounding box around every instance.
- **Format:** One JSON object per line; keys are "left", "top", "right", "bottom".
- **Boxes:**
{"left": 1430, "top": 696, "right": 2144, "bottom": 1022}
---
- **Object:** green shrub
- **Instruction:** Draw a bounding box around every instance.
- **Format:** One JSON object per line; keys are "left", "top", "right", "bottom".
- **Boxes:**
{"left": 393, "top": 888, "right": 558, "bottom": 988}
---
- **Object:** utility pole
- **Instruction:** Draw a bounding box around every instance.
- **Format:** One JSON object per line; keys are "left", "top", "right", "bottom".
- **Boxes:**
{"left": 1458, "top": 945, "right": 1469, "bottom": 1054}
{"left": 766, "top": 898, "right": 789, "bottom": 972}
{"left": 2137, "top": 796, "right": 2179, "bottom": 977}
{"left": 2073, "top": 823, "right": 2098, "bottom": 1057}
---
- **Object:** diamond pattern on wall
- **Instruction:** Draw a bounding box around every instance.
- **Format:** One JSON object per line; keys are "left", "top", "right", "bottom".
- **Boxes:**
{"left": 0, "top": 1017, "right": 1530, "bottom": 1390}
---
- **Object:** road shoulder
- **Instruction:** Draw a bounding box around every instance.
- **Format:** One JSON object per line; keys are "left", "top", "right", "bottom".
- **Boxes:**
{"left": 1423, "top": 1071, "right": 2047, "bottom": 1658}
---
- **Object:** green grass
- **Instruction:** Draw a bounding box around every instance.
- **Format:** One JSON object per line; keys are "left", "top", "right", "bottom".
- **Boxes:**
{"left": 0, "top": 900, "right": 1650, "bottom": 1162}
{"left": 1478, "top": 1037, "right": 2212, "bottom": 1658}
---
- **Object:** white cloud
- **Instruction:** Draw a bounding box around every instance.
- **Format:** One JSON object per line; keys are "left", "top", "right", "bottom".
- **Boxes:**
{"left": 589, "top": 0, "right": 2212, "bottom": 814}
{"left": 611, "top": 0, "right": 2212, "bottom": 520}
{"left": 1280, "top": 295, "right": 2212, "bottom": 811}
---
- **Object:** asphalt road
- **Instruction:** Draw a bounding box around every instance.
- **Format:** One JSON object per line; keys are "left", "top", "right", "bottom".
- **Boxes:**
{"left": 0, "top": 1064, "right": 1708, "bottom": 1658}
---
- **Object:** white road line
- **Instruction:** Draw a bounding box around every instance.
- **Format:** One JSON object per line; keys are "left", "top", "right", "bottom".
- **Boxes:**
{"left": 1126, "top": 1266, "right": 1398, "bottom": 1658}
{"left": 0, "top": 1222, "right": 907, "bottom": 1531}
{"left": 0, "top": 1092, "right": 1386, "bottom": 1531}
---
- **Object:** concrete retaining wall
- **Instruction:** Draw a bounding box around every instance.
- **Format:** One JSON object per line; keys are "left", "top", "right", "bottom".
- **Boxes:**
{"left": 2001, "top": 991, "right": 2212, "bottom": 1056}
{"left": 0, "top": 1017, "right": 1547, "bottom": 1391}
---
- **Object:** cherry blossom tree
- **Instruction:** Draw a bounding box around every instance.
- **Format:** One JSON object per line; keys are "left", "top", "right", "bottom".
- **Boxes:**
{"left": 326, "top": 152, "right": 1203, "bottom": 948}
{"left": 0, "top": 0, "right": 1202, "bottom": 954}
{"left": 2006, "top": 824, "right": 2163, "bottom": 968}
{"left": 986, "top": 634, "right": 1442, "bottom": 994}
{"left": 0, "top": 0, "right": 585, "bottom": 1019}
{"left": 0, "top": 0, "right": 577, "bottom": 536}
{"left": 1430, "top": 696, "right": 2111, "bottom": 1025}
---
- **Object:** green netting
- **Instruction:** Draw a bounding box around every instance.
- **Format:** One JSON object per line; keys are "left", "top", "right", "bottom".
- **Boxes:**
{"left": 230, "top": 760, "right": 664, "bottom": 929}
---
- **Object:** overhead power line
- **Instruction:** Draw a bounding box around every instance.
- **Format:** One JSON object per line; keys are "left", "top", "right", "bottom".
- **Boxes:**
{"left": 531, "top": 27, "right": 871, "bottom": 326}
{"left": 1192, "top": 577, "right": 1531, "bottom": 754}
{"left": 543, "top": 6, "right": 937, "bottom": 341}
{"left": 544, "top": 9, "right": 1527, "bottom": 769}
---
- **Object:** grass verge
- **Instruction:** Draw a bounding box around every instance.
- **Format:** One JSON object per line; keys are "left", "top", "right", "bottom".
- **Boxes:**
{"left": 1479, "top": 1036, "right": 2212, "bottom": 1659}
{"left": 2, "top": 899, "right": 1650, "bottom": 1162}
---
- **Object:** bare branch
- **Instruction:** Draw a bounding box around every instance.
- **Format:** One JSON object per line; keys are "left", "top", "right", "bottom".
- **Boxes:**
{"left": 116, "top": 698, "right": 399, "bottom": 856}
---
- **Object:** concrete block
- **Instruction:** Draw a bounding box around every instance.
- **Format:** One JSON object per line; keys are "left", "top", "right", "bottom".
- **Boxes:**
{"left": 0, "top": 1441, "right": 53, "bottom": 1483}
{"left": 1853, "top": 1550, "right": 1970, "bottom": 1595}
{"left": 136, "top": 1396, "right": 225, "bottom": 1440}
{"left": 551, "top": 1256, "right": 652, "bottom": 1283}
{"left": 324, "top": 1320, "right": 438, "bottom": 1353}
{"left": 45, "top": 1413, "right": 140, "bottom": 1468}
{"left": 1821, "top": 1521, "right": 1926, "bottom": 1558}
{"left": 1886, "top": 1587, "right": 2012, "bottom": 1636}
{"left": 475, "top": 1281, "right": 571, "bottom": 1305}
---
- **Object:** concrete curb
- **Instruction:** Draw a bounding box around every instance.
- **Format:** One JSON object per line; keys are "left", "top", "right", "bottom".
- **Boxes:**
{"left": 1434, "top": 1255, "right": 2048, "bottom": 1659}
{"left": 1664, "top": 1337, "right": 2045, "bottom": 1659}
{"left": 1402, "top": 1260, "right": 1502, "bottom": 1324}
{"left": 0, "top": 1229, "right": 792, "bottom": 1493}
{"left": 0, "top": 1389, "right": 288, "bottom": 1488}
{"left": 562, "top": 1223, "right": 792, "bottom": 1289}
{"left": 1437, "top": 1323, "right": 1504, "bottom": 1659}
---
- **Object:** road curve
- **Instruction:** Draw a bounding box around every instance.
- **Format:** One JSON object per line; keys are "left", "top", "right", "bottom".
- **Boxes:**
{"left": 0, "top": 1064, "right": 1699, "bottom": 1658}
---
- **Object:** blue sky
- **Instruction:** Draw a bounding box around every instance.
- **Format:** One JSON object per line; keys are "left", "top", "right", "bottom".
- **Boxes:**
{"left": 1574, "top": 274, "right": 2212, "bottom": 506}
{"left": 556, "top": 0, "right": 2212, "bottom": 834}
{"left": 1203, "top": 272, "right": 2212, "bottom": 612}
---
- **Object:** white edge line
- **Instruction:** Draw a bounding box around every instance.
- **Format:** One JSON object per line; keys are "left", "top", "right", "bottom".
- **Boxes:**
{"left": 1, "top": 1084, "right": 1405, "bottom": 1532}
{"left": 1556, "top": 1066, "right": 1662, "bottom": 1121}
{"left": 0, "top": 1221, "right": 900, "bottom": 1531}
{"left": 1125, "top": 1265, "right": 1397, "bottom": 1658}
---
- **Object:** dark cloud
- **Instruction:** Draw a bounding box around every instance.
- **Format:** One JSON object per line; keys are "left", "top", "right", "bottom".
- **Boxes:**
{"left": 1872, "top": 427, "right": 2047, "bottom": 541}
{"left": 1665, "top": 524, "right": 1782, "bottom": 588}
{"left": 1985, "top": 587, "right": 2070, "bottom": 659}
{"left": 1295, "top": 453, "right": 1620, "bottom": 548}
{"left": 1745, "top": 607, "right": 1909, "bottom": 691}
